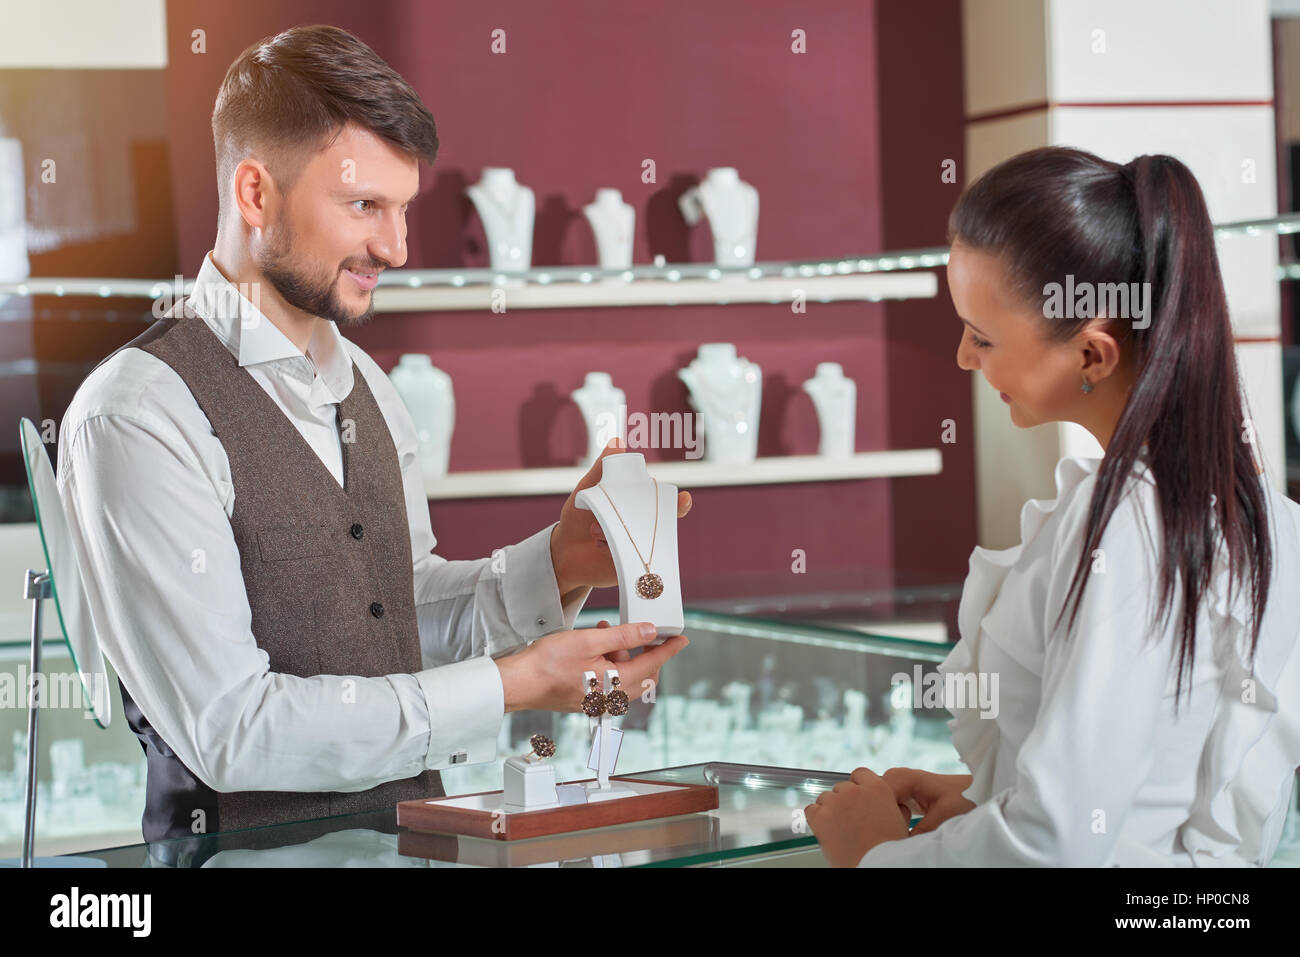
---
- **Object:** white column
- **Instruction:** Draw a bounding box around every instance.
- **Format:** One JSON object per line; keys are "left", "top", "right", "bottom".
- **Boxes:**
{"left": 962, "top": 0, "right": 1281, "bottom": 547}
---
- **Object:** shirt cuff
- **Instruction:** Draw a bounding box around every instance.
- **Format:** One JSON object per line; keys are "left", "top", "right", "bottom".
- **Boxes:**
{"left": 560, "top": 585, "right": 594, "bottom": 630}
{"left": 500, "top": 521, "right": 573, "bottom": 640}
{"left": 414, "top": 655, "right": 505, "bottom": 769}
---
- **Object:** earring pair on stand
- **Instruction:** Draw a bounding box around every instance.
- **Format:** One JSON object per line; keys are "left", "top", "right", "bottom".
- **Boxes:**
{"left": 582, "top": 676, "right": 629, "bottom": 717}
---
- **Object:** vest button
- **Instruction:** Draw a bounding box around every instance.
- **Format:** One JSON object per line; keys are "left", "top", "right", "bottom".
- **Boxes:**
{"left": 350, "top": 523, "right": 364, "bottom": 540}
{"left": 370, "top": 601, "right": 384, "bottom": 618}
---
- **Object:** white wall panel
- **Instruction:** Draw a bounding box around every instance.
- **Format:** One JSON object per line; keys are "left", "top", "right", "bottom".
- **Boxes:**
{"left": 0, "top": 0, "right": 167, "bottom": 69}
{"left": 1051, "top": 105, "right": 1279, "bottom": 338}
{"left": 1047, "top": 0, "right": 1272, "bottom": 102}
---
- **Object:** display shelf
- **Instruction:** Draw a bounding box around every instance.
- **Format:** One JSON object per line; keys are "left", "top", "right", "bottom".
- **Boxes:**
{"left": 372, "top": 272, "right": 935, "bottom": 311}
{"left": 0, "top": 258, "right": 940, "bottom": 309}
{"left": 423, "top": 448, "right": 942, "bottom": 500}
{"left": 1, "top": 210, "right": 1292, "bottom": 305}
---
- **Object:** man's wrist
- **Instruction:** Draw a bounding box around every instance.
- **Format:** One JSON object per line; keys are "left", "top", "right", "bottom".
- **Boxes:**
{"left": 549, "top": 524, "right": 573, "bottom": 596}
{"left": 496, "top": 652, "right": 522, "bottom": 714}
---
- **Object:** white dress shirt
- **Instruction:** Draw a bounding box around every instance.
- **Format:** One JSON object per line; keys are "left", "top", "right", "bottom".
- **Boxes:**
{"left": 56, "top": 250, "right": 591, "bottom": 795}
{"left": 860, "top": 453, "right": 1300, "bottom": 867}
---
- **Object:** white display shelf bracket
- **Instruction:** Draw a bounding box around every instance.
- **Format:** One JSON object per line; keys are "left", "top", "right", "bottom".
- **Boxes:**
{"left": 424, "top": 448, "right": 942, "bottom": 500}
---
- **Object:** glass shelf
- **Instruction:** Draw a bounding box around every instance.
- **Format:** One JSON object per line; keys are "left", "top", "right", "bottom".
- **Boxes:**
{"left": 371, "top": 271, "right": 935, "bottom": 311}
{"left": 1, "top": 210, "right": 1294, "bottom": 305}
{"left": 0, "top": 255, "right": 941, "bottom": 311}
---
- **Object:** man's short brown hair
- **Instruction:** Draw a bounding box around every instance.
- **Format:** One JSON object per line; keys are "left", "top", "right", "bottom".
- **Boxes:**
{"left": 211, "top": 24, "right": 438, "bottom": 221}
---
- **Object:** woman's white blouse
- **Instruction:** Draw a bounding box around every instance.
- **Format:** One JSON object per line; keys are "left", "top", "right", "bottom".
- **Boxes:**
{"left": 859, "top": 454, "right": 1300, "bottom": 867}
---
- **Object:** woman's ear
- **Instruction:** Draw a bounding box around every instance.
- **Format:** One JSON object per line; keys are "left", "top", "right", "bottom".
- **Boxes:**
{"left": 1076, "top": 317, "right": 1126, "bottom": 381}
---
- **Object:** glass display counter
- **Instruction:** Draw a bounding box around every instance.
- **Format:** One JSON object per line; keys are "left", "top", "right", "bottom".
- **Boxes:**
{"left": 0, "top": 587, "right": 965, "bottom": 858}
{"left": 6, "top": 587, "right": 1299, "bottom": 866}
{"left": 444, "top": 581, "right": 968, "bottom": 796}
{"left": 69, "top": 762, "right": 847, "bottom": 868}
{"left": 56, "top": 758, "right": 1300, "bottom": 868}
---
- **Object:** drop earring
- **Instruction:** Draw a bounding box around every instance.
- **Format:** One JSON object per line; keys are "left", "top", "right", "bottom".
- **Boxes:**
{"left": 582, "top": 676, "right": 607, "bottom": 717}
{"left": 1081, "top": 377, "right": 1093, "bottom": 394}
{"left": 607, "top": 675, "right": 629, "bottom": 716}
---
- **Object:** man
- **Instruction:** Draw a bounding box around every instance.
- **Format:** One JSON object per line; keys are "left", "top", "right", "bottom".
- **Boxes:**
{"left": 56, "top": 23, "right": 690, "bottom": 850}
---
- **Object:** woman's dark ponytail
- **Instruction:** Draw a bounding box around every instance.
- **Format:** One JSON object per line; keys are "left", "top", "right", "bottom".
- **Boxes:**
{"left": 950, "top": 147, "right": 1273, "bottom": 706}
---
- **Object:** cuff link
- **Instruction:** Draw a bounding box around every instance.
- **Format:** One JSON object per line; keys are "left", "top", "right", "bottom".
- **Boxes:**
{"left": 449, "top": 750, "right": 468, "bottom": 765}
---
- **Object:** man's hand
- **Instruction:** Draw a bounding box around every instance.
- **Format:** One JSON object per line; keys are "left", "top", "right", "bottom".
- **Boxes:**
{"left": 495, "top": 619, "right": 688, "bottom": 713}
{"left": 804, "top": 767, "right": 910, "bottom": 867}
{"left": 881, "top": 767, "right": 975, "bottom": 835}
{"left": 549, "top": 438, "right": 693, "bottom": 595}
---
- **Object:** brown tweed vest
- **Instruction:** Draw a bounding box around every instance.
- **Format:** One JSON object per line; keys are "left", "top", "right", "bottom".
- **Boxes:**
{"left": 95, "top": 299, "right": 442, "bottom": 844}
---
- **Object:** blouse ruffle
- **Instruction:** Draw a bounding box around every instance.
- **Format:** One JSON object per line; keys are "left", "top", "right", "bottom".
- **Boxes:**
{"left": 1178, "top": 482, "right": 1300, "bottom": 865}
{"left": 939, "top": 455, "right": 1102, "bottom": 805}
{"left": 938, "top": 452, "right": 1300, "bottom": 865}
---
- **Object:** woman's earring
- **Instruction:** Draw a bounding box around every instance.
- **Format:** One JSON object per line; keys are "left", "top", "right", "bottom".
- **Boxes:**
{"left": 582, "top": 677, "right": 607, "bottom": 717}
{"left": 607, "top": 676, "right": 629, "bottom": 716}
{"left": 1080, "top": 377, "right": 1093, "bottom": 394}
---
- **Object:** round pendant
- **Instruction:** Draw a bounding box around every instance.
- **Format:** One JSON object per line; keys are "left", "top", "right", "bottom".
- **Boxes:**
{"left": 636, "top": 572, "right": 664, "bottom": 599}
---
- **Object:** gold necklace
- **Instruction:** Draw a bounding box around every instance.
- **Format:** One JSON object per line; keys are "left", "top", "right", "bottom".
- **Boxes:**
{"left": 596, "top": 478, "right": 664, "bottom": 599}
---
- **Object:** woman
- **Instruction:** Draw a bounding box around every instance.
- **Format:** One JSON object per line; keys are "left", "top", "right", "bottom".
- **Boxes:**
{"left": 805, "top": 146, "right": 1300, "bottom": 867}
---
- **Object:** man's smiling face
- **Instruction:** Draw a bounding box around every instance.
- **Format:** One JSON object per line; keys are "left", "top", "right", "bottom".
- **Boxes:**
{"left": 254, "top": 121, "right": 419, "bottom": 328}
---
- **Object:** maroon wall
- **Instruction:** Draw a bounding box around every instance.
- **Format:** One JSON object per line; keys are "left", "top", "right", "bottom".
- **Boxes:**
{"left": 876, "top": 1, "right": 976, "bottom": 581}
{"left": 161, "top": 0, "right": 971, "bottom": 601}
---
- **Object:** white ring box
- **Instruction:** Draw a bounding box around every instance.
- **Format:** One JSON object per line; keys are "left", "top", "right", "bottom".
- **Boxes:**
{"left": 502, "top": 756, "right": 559, "bottom": 811}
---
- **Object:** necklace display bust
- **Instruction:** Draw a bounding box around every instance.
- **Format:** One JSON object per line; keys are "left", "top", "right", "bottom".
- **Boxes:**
{"left": 575, "top": 452, "right": 683, "bottom": 640}
{"left": 677, "top": 343, "right": 762, "bottom": 462}
{"left": 677, "top": 167, "right": 759, "bottom": 266}
{"left": 465, "top": 167, "right": 535, "bottom": 272}
{"left": 583, "top": 188, "right": 635, "bottom": 269}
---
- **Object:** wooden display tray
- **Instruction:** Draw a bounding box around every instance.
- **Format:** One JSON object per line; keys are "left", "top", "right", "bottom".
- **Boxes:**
{"left": 397, "top": 812, "right": 718, "bottom": 865}
{"left": 397, "top": 776, "right": 720, "bottom": 842}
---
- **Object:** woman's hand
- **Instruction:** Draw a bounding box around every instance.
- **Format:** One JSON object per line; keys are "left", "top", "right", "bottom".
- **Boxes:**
{"left": 804, "top": 767, "right": 910, "bottom": 867}
{"left": 882, "top": 767, "right": 976, "bottom": 835}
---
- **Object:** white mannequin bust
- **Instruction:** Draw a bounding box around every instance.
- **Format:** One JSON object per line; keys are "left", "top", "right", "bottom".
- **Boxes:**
{"left": 678, "top": 167, "right": 759, "bottom": 266}
{"left": 582, "top": 188, "right": 635, "bottom": 269}
{"left": 388, "top": 354, "right": 455, "bottom": 478}
{"left": 802, "top": 361, "right": 856, "bottom": 458}
{"left": 575, "top": 453, "right": 683, "bottom": 640}
{"left": 465, "top": 167, "right": 535, "bottom": 272}
{"left": 571, "top": 372, "right": 627, "bottom": 466}
{"left": 677, "top": 343, "right": 762, "bottom": 462}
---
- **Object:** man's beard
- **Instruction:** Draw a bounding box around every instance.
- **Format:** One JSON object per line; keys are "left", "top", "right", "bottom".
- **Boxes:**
{"left": 255, "top": 218, "right": 378, "bottom": 329}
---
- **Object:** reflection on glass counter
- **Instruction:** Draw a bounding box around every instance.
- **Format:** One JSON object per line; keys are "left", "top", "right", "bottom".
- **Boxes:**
{"left": 439, "top": 599, "right": 967, "bottom": 797}
{"left": 56, "top": 761, "right": 1300, "bottom": 868}
{"left": 0, "top": 644, "right": 148, "bottom": 857}
{"left": 0, "top": 730, "right": 146, "bottom": 855}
